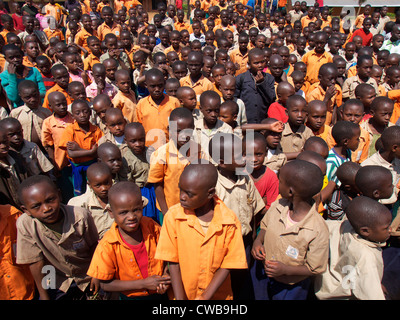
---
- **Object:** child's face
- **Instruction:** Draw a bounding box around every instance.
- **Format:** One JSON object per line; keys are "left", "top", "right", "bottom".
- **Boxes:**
{"left": 109, "top": 193, "right": 143, "bottom": 233}
{"left": 100, "top": 150, "right": 123, "bottom": 174}
{"left": 72, "top": 104, "right": 91, "bottom": 125}
{"left": 36, "top": 59, "right": 52, "bottom": 75}
{"left": 249, "top": 54, "right": 266, "bottom": 75}
{"left": 216, "top": 53, "right": 228, "bottom": 65}
{"left": 286, "top": 102, "right": 307, "bottom": 127}
{"left": 93, "top": 68, "right": 106, "bottom": 85}
{"left": 179, "top": 90, "right": 197, "bottom": 111}
{"left": 65, "top": 54, "right": 79, "bottom": 73}
{"left": 225, "top": 62, "right": 236, "bottom": 76}
{"left": 202, "top": 60, "right": 214, "bottom": 78}
{"left": 292, "top": 77, "right": 304, "bottom": 92}
{"left": 115, "top": 74, "right": 131, "bottom": 94}
{"left": 21, "top": 182, "right": 61, "bottom": 224}
{"left": 319, "top": 70, "right": 337, "bottom": 90}
{"left": 179, "top": 174, "right": 212, "bottom": 211}
{"left": 88, "top": 173, "right": 113, "bottom": 200}
{"left": 335, "top": 60, "right": 346, "bottom": 77}
{"left": 146, "top": 75, "right": 165, "bottom": 101}
{"left": 53, "top": 69, "right": 70, "bottom": 89}
{"left": 0, "top": 132, "right": 9, "bottom": 159}
{"left": 50, "top": 95, "right": 68, "bottom": 118}
{"left": 165, "top": 82, "right": 180, "bottom": 97}
{"left": 219, "top": 80, "right": 235, "bottom": 101}
{"left": 5, "top": 49, "right": 23, "bottom": 67}
{"left": 307, "top": 105, "right": 327, "bottom": 132}
{"left": 187, "top": 56, "right": 203, "bottom": 77}
{"left": 107, "top": 114, "right": 126, "bottom": 137}
{"left": 170, "top": 34, "right": 181, "bottom": 48}
{"left": 357, "top": 60, "right": 373, "bottom": 79}
{"left": 365, "top": 213, "right": 392, "bottom": 243}
{"left": 371, "top": 104, "right": 393, "bottom": 127}
{"left": 200, "top": 100, "right": 220, "bottom": 126}
{"left": 347, "top": 128, "right": 361, "bottom": 152}
{"left": 4, "top": 123, "right": 23, "bottom": 149}
{"left": 103, "top": 62, "right": 117, "bottom": 81}
{"left": 212, "top": 68, "right": 226, "bottom": 87}
{"left": 245, "top": 139, "right": 266, "bottom": 172}
{"left": 170, "top": 117, "right": 194, "bottom": 149}
{"left": 25, "top": 42, "right": 39, "bottom": 59}
{"left": 102, "top": 9, "right": 113, "bottom": 24}
{"left": 388, "top": 69, "right": 400, "bottom": 86}
{"left": 173, "top": 65, "right": 187, "bottom": 80}
{"left": 20, "top": 87, "right": 40, "bottom": 109}
{"left": 125, "top": 127, "right": 146, "bottom": 155}
{"left": 341, "top": 104, "right": 364, "bottom": 124}
{"left": 69, "top": 85, "right": 86, "bottom": 101}
{"left": 358, "top": 89, "right": 376, "bottom": 109}
{"left": 218, "top": 107, "right": 236, "bottom": 128}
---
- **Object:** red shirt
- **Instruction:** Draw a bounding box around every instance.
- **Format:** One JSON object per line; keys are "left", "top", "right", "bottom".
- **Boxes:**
{"left": 350, "top": 28, "right": 373, "bottom": 47}
{"left": 267, "top": 101, "right": 288, "bottom": 123}
{"left": 253, "top": 166, "right": 279, "bottom": 210}
{"left": 12, "top": 14, "right": 24, "bottom": 32}
{"left": 120, "top": 231, "right": 149, "bottom": 278}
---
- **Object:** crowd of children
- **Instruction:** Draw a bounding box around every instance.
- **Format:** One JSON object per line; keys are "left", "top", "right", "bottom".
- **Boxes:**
{"left": 0, "top": 0, "right": 400, "bottom": 301}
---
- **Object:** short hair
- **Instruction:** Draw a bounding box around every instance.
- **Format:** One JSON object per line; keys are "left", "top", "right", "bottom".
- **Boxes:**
{"left": 17, "top": 175, "right": 57, "bottom": 205}
{"left": 97, "top": 141, "right": 121, "bottom": 159}
{"left": 355, "top": 165, "right": 392, "bottom": 197}
{"left": 381, "top": 126, "right": 400, "bottom": 151}
{"left": 51, "top": 64, "right": 68, "bottom": 76}
{"left": 87, "top": 162, "right": 112, "bottom": 181}
{"left": 318, "top": 62, "right": 337, "bottom": 76}
{"left": 336, "top": 161, "right": 361, "bottom": 185}
{"left": 357, "top": 54, "right": 373, "bottom": 66}
{"left": 286, "top": 94, "right": 306, "bottom": 110}
{"left": 248, "top": 48, "right": 264, "bottom": 63}
{"left": 370, "top": 96, "right": 394, "bottom": 112}
{"left": 108, "top": 181, "right": 142, "bottom": 209}
{"left": 354, "top": 83, "right": 375, "bottom": 98}
{"left": 0, "top": 117, "right": 21, "bottom": 131}
{"left": 144, "top": 68, "right": 164, "bottom": 81}
{"left": 220, "top": 100, "right": 239, "bottom": 116}
{"left": 303, "top": 136, "right": 329, "bottom": 157}
{"left": 169, "top": 107, "right": 194, "bottom": 122}
{"left": 17, "top": 79, "right": 38, "bottom": 93}
{"left": 199, "top": 90, "right": 221, "bottom": 107}
{"left": 331, "top": 121, "right": 359, "bottom": 143}
{"left": 2, "top": 43, "right": 22, "bottom": 55}
{"left": 342, "top": 99, "right": 364, "bottom": 113}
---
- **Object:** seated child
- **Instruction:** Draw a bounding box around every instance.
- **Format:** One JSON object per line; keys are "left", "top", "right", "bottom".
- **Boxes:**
{"left": 360, "top": 96, "right": 395, "bottom": 157}
{"left": 59, "top": 100, "right": 103, "bottom": 196}
{"left": 98, "top": 108, "right": 127, "bottom": 154}
{"left": 176, "top": 86, "right": 200, "bottom": 120}
{"left": 16, "top": 175, "right": 99, "bottom": 300}
{"left": 97, "top": 141, "right": 128, "bottom": 183}
{"left": 306, "top": 100, "right": 331, "bottom": 144}
{"left": 2, "top": 117, "right": 53, "bottom": 177}
{"left": 252, "top": 160, "right": 329, "bottom": 300}
{"left": 280, "top": 95, "right": 313, "bottom": 160}
{"left": 267, "top": 81, "right": 295, "bottom": 123}
{"left": 123, "top": 122, "right": 159, "bottom": 223}
{"left": 326, "top": 161, "right": 360, "bottom": 221}
{"left": 87, "top": 180, "right": 170, "bottom": 300}
{"left": 326, "top": 121, "right": 360, "bottom": 185}
{"left": 245, "top": 132, "right": 279, "bottom": 211}
{"left": 314, "top": 196, "right": 391, "bottom": 300}
{"left": 154, "top": 163, "right": 247, "bottom": 300}
{"left": 68, "top": 162, "right": 114, "bottom": 239}
{"left": 9, "top": 80, "right": 52, "bottom": 151}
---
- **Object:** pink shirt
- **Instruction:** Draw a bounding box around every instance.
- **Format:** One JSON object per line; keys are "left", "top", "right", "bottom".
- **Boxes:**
{"left": 86, "top": 81, "right": 117, "bottom": 99}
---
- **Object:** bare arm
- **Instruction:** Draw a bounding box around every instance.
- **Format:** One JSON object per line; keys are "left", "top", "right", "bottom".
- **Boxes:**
{"left": 168, "top": 262, "right": 187, "bottom": 300}
{"left": 154, "top": 182, "right": 169, "bottom": 217}
{"left": 29, "top": 260, "right": 50, "bottom": 300}
{"left": 196, "top": 268, "right": 230, "bottom": 300}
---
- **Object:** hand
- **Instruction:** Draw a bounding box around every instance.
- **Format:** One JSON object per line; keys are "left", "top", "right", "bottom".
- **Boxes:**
{"left": 90, "top": 277, "right": 100, "bottom": 295}
{"left": 143, "top": 275, "right": 171, "bottom": 291}
{"left": 251, "top": 239, "right": 266, "bottom": 260}
{"left": 325, "top": 85, "right": 337, "bottom": 101}
{"left": 7, "top": 62, "right": 16, "bottom": 75}
{"left": 156, "top": 283, "right": 169, "bottom": 294}
{"left": 194, "top": 295, "right": 206, "bottom": 300}
{"left": 264, "top": 260, "right": 287, "bottom": 278}
{"left": 66, "top": 141, "right": 80, "bottom": 151}
{"left": 255, "top": 71, "right": 264, "bottom": 83}
{"left": 97, "top": 80, "right": 105, "bottom": 92}
{"left": 270, "top": 120, "right": 284, "bottom": 133}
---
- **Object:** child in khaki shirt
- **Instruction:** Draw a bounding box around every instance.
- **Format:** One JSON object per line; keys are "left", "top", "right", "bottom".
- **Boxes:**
{"left": 252, "top": 160, "right": 329, "bottom": 300}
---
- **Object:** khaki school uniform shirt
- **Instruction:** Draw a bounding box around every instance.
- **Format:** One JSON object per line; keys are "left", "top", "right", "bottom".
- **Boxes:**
{"left": 123, "top": 147, "right": 150, "bottom": 188}
{"left": 215, "top": 171, "right": 265, "bottom": 237}
{"left": 342, "top": 76, "right": 379, "bottom": 99}
{"left": 98, "top": 130, "right": 128, "bottom": 155}
{"left": 314, "top": 219, "right": 385, "bottom": 300}
{"left": 16, "top": 204, "right": 99, "bottom": 292}
{"left": 264, "top": 145, "right": 287, "bottom": 174}
{"left": 261, "top": 198, "right": 329, "bottom": 285}
{"left": 280, "top": 123, "right": 314, "bottom": 153}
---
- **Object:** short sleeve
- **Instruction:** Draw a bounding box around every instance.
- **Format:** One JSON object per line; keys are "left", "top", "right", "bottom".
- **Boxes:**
{"left": 58, "top": 123, "right": 74, "bottom": 150}
{"left": 147, "top": 148, "right": 166, "bottom": 184}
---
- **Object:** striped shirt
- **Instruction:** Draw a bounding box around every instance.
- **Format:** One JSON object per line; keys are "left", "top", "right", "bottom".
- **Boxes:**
{"left": 326, "top": 148, "right": 351, "bottom": 186}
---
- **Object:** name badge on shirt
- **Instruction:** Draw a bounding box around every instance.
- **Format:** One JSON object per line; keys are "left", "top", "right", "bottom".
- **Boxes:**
{"left": 286, "top": 245, "right": 299, "bottom": 259}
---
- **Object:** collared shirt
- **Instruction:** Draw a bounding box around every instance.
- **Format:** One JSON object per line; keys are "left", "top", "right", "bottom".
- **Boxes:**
{"left": 123, "top": 147, "right": 149, "bottom": 188}
{"left": 9, "top": 104, "right": 52, "bottom": 142}
{"left": 100, "top": 51, "right": 131, "bottom": 70}
{"left": 381, "top": 39, "right": 400, "bottom": 54}
{"left": 0, "top": 154, "right": 25, "bottom": 207}
{"left": 87, "top": 217, "right": 163, "bottom": 298}
{"left": 12, "top": 140, "right": 53, "bottom": 176}
{"left": 179, "top": 74, "right": 213, "bottom": 105}
{"left": 280, "top": 123, "right": 314, "bottom": 154}
{"left": 98, "top": 130, "right": 128, "bottom": 155}
{"left": 83, "top": 53, "right": 101, "bottom": 71}
{"left": 42, "top": 84, "right": 72, "bottom": 111}
{"left": 229, "top": 48, "right": 249, "bottom": 76}
{"left": 288, "top": 9, "right": 302, "bottom": 24}
{"left": 360, "top": 119, "right": 394, "bottom": 157}
{"left": 97, "top": 22, "right": 121, "bottom": 41}
{"left": 361, "top": 151, "right": 400, "bottom": 205}
{"left": 261, "top": 198, "right": 329, "bottom": 285}
{"left": 135, "top": 93, "right": 180, "bottom": 148}
{"left": 193, "top": 118, "right": 233, "bottom": 156}
{"left": 302, "top": 50, "right": 333, "bottom": 86}
{"left": 0, "top": 204, "right": 35, "bottom": 300}
{"left": 68, "top": 188, "right": 114, "bottom": 239}
{"left": 315, "top": 219, "right": 385, "bottom": 300}
{"left": 215, "top": 171, "right": 265, "bottom": 236}
{"left": 342, "top": 75, "right": 379, "bottom": 99}
{"left": 16, "top": 204, "right": 99, "bottom": 293}
{"left": 112, "top": 89, "right": 137, "bottom": 123}
{"left": 154, "top": 197, "right": 247, "bottom": 300}
{"left": 86, "top": 81, "right": 118, "bottom": 100}
{"left": 264, "top": 145, "right": 287, "bottom": 174}
{"left": 75, "top": 28, "right": 97, "bottom": 52}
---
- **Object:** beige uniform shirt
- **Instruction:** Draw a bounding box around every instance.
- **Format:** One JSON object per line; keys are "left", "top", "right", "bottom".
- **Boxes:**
{"left": 123, "top": 147, "right": 150, "bottom": 188}
{"left": 16, "top": 204, "right": 99, "bottom": 292}
{"left": 342, "top": 76, "right": 379, "bottom": 99}
{"left": 98, "top": 130, "right": 128, "bottom": 155}
{"left": 9, "top": 104, "right": 52, "bottom": 141}
{"left": 314, "top": 219, "right": 386, "bottom": 300}
{"left": 280, "top": 123, "right": 314, "bottom": 154}
{"left": 261, "top": 198, "right": 329, "bottom": 285}
{"left": 215, "top": 171, "right": 265, "bottom": 236}
{"left": 264, "top": 145, "right": 287, "bottom": 174}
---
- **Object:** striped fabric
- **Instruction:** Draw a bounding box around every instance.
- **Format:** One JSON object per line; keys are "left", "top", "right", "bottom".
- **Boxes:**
{"left": 326, "top": 148, "right": 351, "bottom": 186}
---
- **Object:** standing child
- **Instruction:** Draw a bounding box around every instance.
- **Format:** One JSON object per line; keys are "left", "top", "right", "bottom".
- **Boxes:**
{"left": 219, "top": 75, "right": 247, "bottom": 126}
{"left": 97, "top": 142, "right": 128, "bottom": 183}
{"left": 91, "top": 94, "right": 113, "bottom": 135}
{"left": 252, "top": 160, "right": 329, "bottom": 300}
{"left": 59, "top": 100, "right": 103, "bottom": 196}
{"left": 68, "top": 162, "right": 114, "bottom": 239}
{"left": 112, "top": 69, "right": 137, "bottom": 123}
{"left": 306, "top": 100, "right": 331, "bottom": 145}
{"left": 267, "top": 81, "right": 295, "bottom": 123}
{"left": 87, "top": 181, "right": 170, "bottom": 300}
{"left": 83, "top": 36, "right": 102, "bottom": 72}
{"left": 315, "top": 196, "right": 391, "bottom": 300}
{"left": 155, "top": 163, "right": 247, "bottom": 300}
{"left": 176, "top": 86, "right": 201, "bottom": 120}
{"left": 86, "top": 63, "right": 118, "bottom": 101}
{"left": 98, "top": 108, "right": 127, "bottom": 154}
{"left": 36, "top": 55, "right": 55, "bottom": 91}
{"left": 326, "top": 121, "right": 360, "bottom": 185}
{"left": 354, "top": 83, "right": 377, "bottom": 121}
{"left": 16, "top": 175, "right": 99, "bottom": 300}
{"left": 42, "top": 64, "right": 72, "bottom": 111}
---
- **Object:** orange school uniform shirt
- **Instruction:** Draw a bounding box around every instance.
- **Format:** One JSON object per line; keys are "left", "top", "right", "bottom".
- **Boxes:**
{"left": 306, "top": 83, "right": 342, "bottom": 126}
{"left": 301, "top": 16, "right": 317, "bottom": 29}
{"left": 125, "top": 0, "right": 141, "bottom": 9}
{"left": 43, "top": 84, "right": 72, "bottom": 111}
{"left": 59, "top": 121, "right": 103, "bottom": 164}
{"left": 229, "top": 48, "right": 249, "bottom": 76}
{"left": 75, "top": 28, "right": 97, "bottom": 52}
{"left": 44, "top": 4, "right": 62, "bottom": 22}
{"left": 97, "top": 21, "right": 121, "bottom": 42}
{"left": 301, "top": 50, "right": 333, "bottom": 87}
{"left": 154, "top": 197, "right": 248, "bottom": 300}
{"left": 135, "top": 94, "right": 180, "bottom": 148}
{"left": 179, "top": 74, "right": 214, "bottom": 105}
{"left": 87, "top": 218, "right": 164, "bottom": 298}
{"left": 388, "top": 89, "right": 400, "bottom": 124}
{"left": 0, "top": 205, "right": 35, "bottom": 300}
{"left": 164, "top": 45, "right": 182, "bottom": 60}
{"left": 41, "top": 113, "right": 75, "bottom": 170}
{"left": 112, "top": 89, "right": 137, "bottom": 123}
{"left": 22, "top": 56, "right": 36, "bottom": 68}
{"left": 174, "top": 21, "right": 190, "bottom": 32}
{"left": 308, "top": 124, "right": 332, "bottom": 145}
{"left": 83, "top": 53, "right": 101, "bottom": 71}
{"left": 44, "top": 28, "right": 64, "bottom": 41}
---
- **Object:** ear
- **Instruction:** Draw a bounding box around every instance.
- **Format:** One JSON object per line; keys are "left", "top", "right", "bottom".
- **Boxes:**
{"left": 391, "top": 144, "right": 399, "bottom": 154}
{"left": 208, "top": 187, "right": 216, "bottom": 199}
{"left": 359, "top": 226, "right": 371, "bottom": 238}
{"left": 372, "top": 189, "right": 381, "bottom": 199}
{"left": 20, "top": 205, "right": 31, "bottom": 217}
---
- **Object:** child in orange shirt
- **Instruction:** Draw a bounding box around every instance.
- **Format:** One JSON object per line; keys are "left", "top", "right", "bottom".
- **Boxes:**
{"left": 154, "top": 163, "right": 247, "bottom": 300}
{"left": 112, "top": 69, "right": 137, "bottom": 123}
{"left": 43, "top": 64, "right": 72, "bottom": 111}
{"left": 59, "top": 100, "right": 103, "bottom": 196}
{"left": 306, "top": 100, "right": 332, "bottom": 145}
{"left": 87, "top": 181, "right": 171, "bottom": 300}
